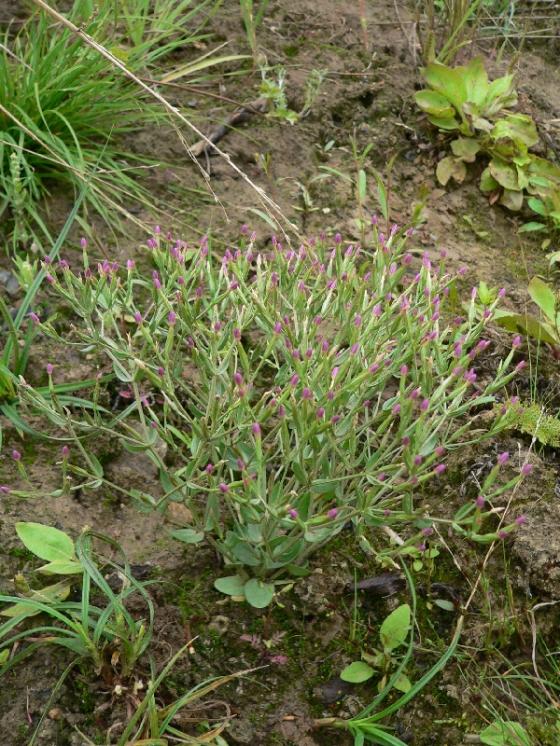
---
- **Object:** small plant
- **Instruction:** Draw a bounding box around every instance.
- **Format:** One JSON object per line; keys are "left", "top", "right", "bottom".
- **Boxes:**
{"left": 13, "top": 221, "right": 529, "bottom": 606}
{"left": 500, "top": 401, "right": 560, "bottom": 448}
{"left": 486, "top": 276, "right": 560, "bottom": 348}
{"left": 416, "top": 57, "right": 560, "bottom": 230}
{"left": 0, "top": 527, "right": 153, "bottom": 679}
{"left": 259, "top": 66, "right": 299, "bottom": 123}
{"left": 341, "top": 604, "right": 412, "bottom": 693}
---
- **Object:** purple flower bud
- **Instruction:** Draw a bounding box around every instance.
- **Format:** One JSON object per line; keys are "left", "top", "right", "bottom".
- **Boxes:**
{"left": 213, "top": 321, "right": 222, "bottom": 332}
{"left": 392, "top": 403, "right": 401, "bottom": 416}
{"left": 274, "top": 321, "right": 282, "bottom": 334}
{"left": 414, "top": 455, "right": 423, "bottom": 466}
{"left": 515, "top": 514, "right": 527, "bottom": 526}
{"left": 402, "top": 435, "right": 410, "bottom": 446}
{"left": 400, "top": 365, "right": 408, "bottom": 377}
{"left": 420, "top": 398, "right": 429, "bottom": 411}
{"left": 12, "top": 450, "right": 21, "bottom": 461}
{"left": 327, "top": 391, "right": 334, "bottom": 401}
{"left": 61, "top": 445, "right": 70, "bottom": 458}
{"left": 497, "top": 452, "right": 509, "bottom": 465}
{"left": 475, "top": 495, "right": 485, "bottom": 509}
{"left": 167, "top": 311, "right": 177, "bottom": 325}
{"left": 498, "top": 287, "right": 506, "bottom": 298}
{"left": 205, "top": 463, "right": 214, "bottom": 474}
{"left": 233, "top": 372, "right": 243, "bottom": 386}
{"left": 422, "top": 526, "right": 433, "bottom": 537}
{"left": 0, "top": 485, "right": 10, "bottom": 494}
{"left": 219, "top": 483, "right": 229, "bottom": 493}
{"left": 512, "top": 335, "right": 522, "bottom": 348}
{"left": 378, "top": 473, "right": 387, "bottom": 482}
{"left": 331, "top": 366, "right": 340, "bottom": 379}
{"left": 252, "top": 422, "right": 261, "bottom": 437}
{"left": 464, "top": 369, "right": 477, "bottom": 384}
{"left": 290, "top": 374, "right": 299, "bottom": 386}
{"left": 278, "top": 405, "right": 286, "bottom": 418}
{"left": 46, "top": 273, "right": 55, "bottom": 284}
{"left": 288, "top": 508, "right": 298, "bottom": 519}
{"left": 351, "top": 342, "right": 359, "bottom": 355}
{"left": 302, "top": 387, "right": 313, "bottom": 401}
{"left": 46, "top": 363, "right": 54, "bottom": 376}
{"left": 233, "top": 327, "right": 241, "bottom": 340}
{"left": 369, "top": 363, "right": 380, "bottom": 374}
{"left": 515, "top": 360, "right": 527, "bottom": 372}
{"left": 331, "top": 415, "right": 341, "bottom": 424}
{"left": 317, "top": 406, "right": 325, "bottom": 419}
{"left": 435, "top": 446, "right": 446, "bottom": 458}
{"left": 372, "top": 304, "right": 382, "bottom": 318}
{"left": 410, "top": 387, "right": 421, "bottom": 400}
{"left": 134, "top": 312, "right": 143, "bottom": 324}
{"left": 354, "top": 314, "right": 362, "bottom": 327}
{"left": 521, "top": 463, "right": 533, "bottom": 476}
{"left": 305, "top": 348, "right": 313, "bottom": 359}
{"left": 327, "top": 508, "right": 338, "bottom": 519}
{"left": 435, "top": 463, "right": 446, "bottom": 475}
{"left": 126, "top": 259, "right": 135, "bottom": 271}
{"left": 29, "top": 312, "right": 40, "bottom": 324}
{"left": 80, "top": 237, "right": 87, "bottom": 249}
{"left": 498, "top": 530, "right": 508, "bottom": 540}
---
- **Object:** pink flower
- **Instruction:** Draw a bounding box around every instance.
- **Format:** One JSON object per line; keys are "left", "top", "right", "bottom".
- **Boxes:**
{"left": 219, "top": 483, "right": 229, "bottom": 493}
{"left": 392, "top": 403, "right": 401, "bottom": 416}
{"left": 302, "top": 388, "right": 313, "bottom": 400}
{"left": 515, "top": 515, "right": 527, "bottom": 526}
{"left": 205, "top": 463, "right": 214, "bottom": 474}
{"left": 61, "top": 446, "right": 70, "bottom": 458}
{"left": 521, "top": 463, "right": 533, "bottom": 477}
{"left": 12, "top": 450, "right": 21, "bottom": 461}
{"left": 512, "top": 335, "right": 522, "bottom": 348}
{"left": 46, "top": 363, "right": 54, "bottom": 376}
{"left": 327, "top": 508, "right": 338, "bottom": 519}
{"left": 134, "top": 312, "right": 143, "bottom": 324}
{"left": 497, "top": 452, "right": 509, "bottom": 465}
{"left": 434, "top": 463, "right": 446, "bottom": 475}
{"left": 475, "top": 495, "right": 485, "bottom": 509}
{"left": 251, "top": 422, "right": 261, "bottom": 437}
{"left": 288, "top": 508, "right": 298, "bottom": 519}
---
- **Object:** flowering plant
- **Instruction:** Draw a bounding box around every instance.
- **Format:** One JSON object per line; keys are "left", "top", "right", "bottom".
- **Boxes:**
{"left": 15, "top": 223, "right": 526, "bottom": 606}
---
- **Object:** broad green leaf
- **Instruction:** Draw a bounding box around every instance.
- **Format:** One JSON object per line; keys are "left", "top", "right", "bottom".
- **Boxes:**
{"left": 171, "top": 529, "right": 205, "bottom": 544}
{"left": 528, "top": 277, "right": 557, "bottom": 322}
{"left": 379, "top": 604, "right": 411, "bottom": 652}
{"left": 393, "top": 673, "right": 412, "bottom": 693}
{"left": 340, "top": 660, "right": 375, "bottom": 683}
{"left": 1, "top": 580, "right": 72, "bottom": 619}
{"left": 16, "top": 522, "right": 76, "bottom": 564}
{"left": 463, "top": 57, "right": 489, "bottom": 106}
{"left": 527, "top": 197, "right": 547, "bottom": 216}
{"left": 450, "top": 137, "right": 480, "bottom": 162}
{"left": 480, "top": 167, "right": 499, "bottom": 193}
{"left": 423, "top": 62, "right": 468, "bottom": 115}
{"left": 214, "top": 575, "right": 245, "bottom": 596}
{"left": 484, "top": 74, "right": 516, "bottom": 114}
{"left": 500, "top": 188, "right": 523, "bottom": 211}
{"left": 479, "top": 720, "right": 530, "bottom": 746}
{"left": 38, "top": 560, "right": 83, "bottom": 575}
{"left": 436, "top": 156, "right": 466, "bottom": 186}
{"left": 491, "top": 113, "right": 538, "bottom": 148}
{"left": 414, "top": 90, "right": 455, "bottom": 119}
{"left": 519, "top": 221, "right": 546, "bottom": 233}
{"left": 489, "top": 157, "right": 520, "bottom": 191}
{"left": 427, "top": 115, "right": 460, "bottom": 131}
{"left": 434, "top": 598, "right": 455, "bottom": 612}
{"left": 358, "top": 169, "right": 367, "bottom": 203}
{"left": 243, "top": 578, "right": 275, "bottom": 608}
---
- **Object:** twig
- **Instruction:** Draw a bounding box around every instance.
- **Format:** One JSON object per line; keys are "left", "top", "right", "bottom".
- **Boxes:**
{"left": 190, "top": 97, "right": 269, "bottom": 158}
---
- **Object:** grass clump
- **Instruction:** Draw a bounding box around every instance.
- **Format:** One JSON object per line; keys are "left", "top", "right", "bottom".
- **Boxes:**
{"left": 0, "top": 0, "right": 232, "bottom": 251}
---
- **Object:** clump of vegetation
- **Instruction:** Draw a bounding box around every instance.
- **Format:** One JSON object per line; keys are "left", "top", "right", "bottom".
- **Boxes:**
{"left": 500, "top": 401, "right": 560, "bottom": 448}
{"left": 415, "top": 57, "right": 560, "bottom": 236}
{"left": 11, "top": 221, "right": 530, "bottom": 607}
{"left": 0, "top": 1, "right": 236, "bottom": 251}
